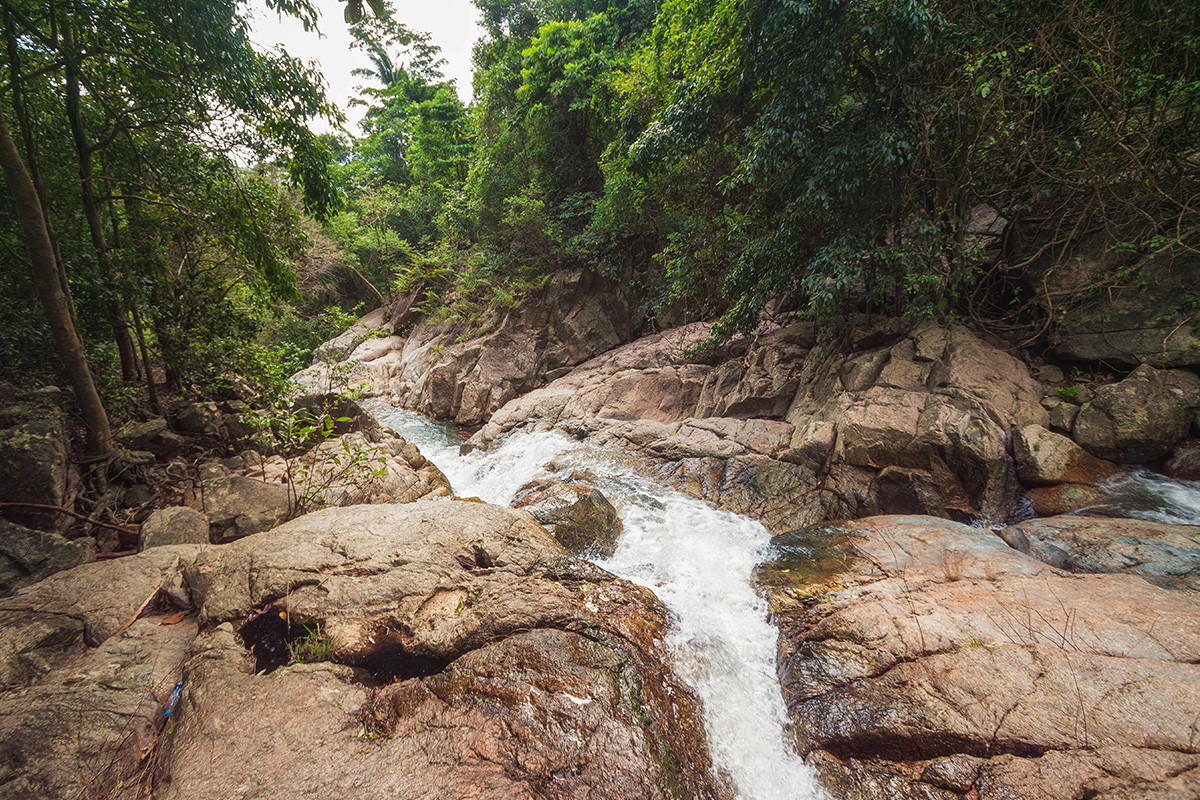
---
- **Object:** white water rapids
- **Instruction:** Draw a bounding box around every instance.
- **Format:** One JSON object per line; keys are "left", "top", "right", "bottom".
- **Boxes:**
{"left": 365, "top": 402, "right": 828, "bottom": 800}
{"left": 1090, "top": 468, "right": 1200, "bottom": 525}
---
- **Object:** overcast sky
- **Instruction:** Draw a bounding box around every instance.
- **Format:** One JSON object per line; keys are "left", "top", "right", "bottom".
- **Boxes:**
{"left": 248, "top": 1, "right": 485, "bottom": 135}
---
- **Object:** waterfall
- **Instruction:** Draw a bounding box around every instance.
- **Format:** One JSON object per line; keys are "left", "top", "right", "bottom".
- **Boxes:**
{"left": 366, "top": 402, "right": 828, "bottom": 800}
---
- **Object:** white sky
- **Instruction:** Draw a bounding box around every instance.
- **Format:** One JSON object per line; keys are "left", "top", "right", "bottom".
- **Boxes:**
{"left": 248, "top": 1, "right": 485, "bottom": 135}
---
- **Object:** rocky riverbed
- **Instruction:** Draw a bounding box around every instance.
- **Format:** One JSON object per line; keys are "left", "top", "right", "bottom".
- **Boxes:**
{"left": 2, "top": 275, "right": 1199, "bottom": 798}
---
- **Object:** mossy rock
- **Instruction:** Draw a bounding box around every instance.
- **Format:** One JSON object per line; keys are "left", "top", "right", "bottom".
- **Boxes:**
{"left": 511, "top": 479, "right": 624, "bottom": 559}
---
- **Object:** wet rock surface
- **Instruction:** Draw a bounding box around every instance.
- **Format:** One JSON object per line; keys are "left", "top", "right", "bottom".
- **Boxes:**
{"left": 999, "top": 515, "right": 1200, "bottom": 592}
{"left": 771, "top": 515, "right": 1200, "bottom": 800}
{"left": 511, "top": 478, "right": 624, "bottom": 558}
{"left": 468, "top": 320, "right": 1046, "bottom": 530}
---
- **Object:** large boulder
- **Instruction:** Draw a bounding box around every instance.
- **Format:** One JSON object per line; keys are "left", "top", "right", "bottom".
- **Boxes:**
{"left": 1073, "top": 364, "right": 1200, "bottom": 462}
{"left": 311, "top": 306, "right": 388, "bottom": 364}
{"left": 830, "top": 390, "right": 1016, "bottom": 521}
{"left": 0, "top": 405, "right": 76, "bottom": 530}
{"left": 116, "top": 417, "right": 186, "bottom": 460}
{"left": 158, "top": 502, "right": 723, "bottom": 800}
{"left": 174, "top": 401, "right": 221, "bottom": 435}
{"left": 772, "top": 515, "right": 1200, "bottom": 800}
{"left": 139, "top": 506, "right": 211, "bottom": 549}
{"left": 1164, "top": 440, "right": 1200, "bottom": 481}
{"left": 0, "top": 519, "right": 94, "bottom": 595}
{"left": 511, "top": 479, "right": 624, "bottom": 557}
{"left": 196, "top": 464, "right": 291, "bottom": 542}
{"left": 1012, "top": 424, "right": 1121, "bottom": 485}
{"left": 226, "top": 402, "right": 451, "bottom": 512}
{"left": 999, "top": 515, "right": 1200, "bottom": 592}
{"left": 0, "top": 499, "right": 726, "bottom": 800}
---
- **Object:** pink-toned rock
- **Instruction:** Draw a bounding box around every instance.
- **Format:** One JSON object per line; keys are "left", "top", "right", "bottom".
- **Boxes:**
{"left": 162, "top": 502, "right": 723, "bottom": 800}
{"left": 382, "top": 270, "right": 643, "bottom": 426}
{"left": 928, "top": 325, "right": 1048, "bottom": 429}
{"left": 1012, "top": 424, "right": 1121, "bottom": 485}
{"left": 1025, "top": 483, "right": 1110, "bottom": 516}
{"left": 773, "top": 515, "right": 1200, "bottom": 800}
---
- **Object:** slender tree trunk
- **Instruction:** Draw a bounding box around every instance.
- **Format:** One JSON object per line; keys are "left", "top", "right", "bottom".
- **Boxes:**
{"left": 131, "top": 305, "right": 161, "bottom": 414}
{"left": 63, "top": 25, "right": 141, "bottom": 385}
{"left": 0, "top": 111, "right": 113, "bottom": 454}
{"left": 64, "top": 24, "right": 112, "bottom": 263}
{"left": 112, "top": 302, "right": 139, "bottom": 381}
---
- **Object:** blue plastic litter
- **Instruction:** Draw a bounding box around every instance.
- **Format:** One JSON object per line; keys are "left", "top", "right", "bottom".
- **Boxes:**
{"left": 164, "top": 680, "right": 183, "bottom": 717}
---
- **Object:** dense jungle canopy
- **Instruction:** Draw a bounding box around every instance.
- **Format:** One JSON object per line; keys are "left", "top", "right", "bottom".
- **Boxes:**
{"left": 2, "top": 0, "right": 1198, "bottom": 453}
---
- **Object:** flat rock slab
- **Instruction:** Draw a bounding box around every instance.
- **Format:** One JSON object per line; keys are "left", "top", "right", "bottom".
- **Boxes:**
{"left": 773, "top": 515, "right": 1200, "bottom": 800}
{"left": 0, "top": 544, "right": 199, "bottom": 688}
{"left": 1000, "top": 515, "right": 1200, "bottom": 592}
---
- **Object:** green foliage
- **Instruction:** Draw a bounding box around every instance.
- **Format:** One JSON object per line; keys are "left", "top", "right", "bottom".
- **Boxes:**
{"left": 0, "top": 0, "right": 348, "bottom": 414}
{"left": 246, "top": 399, "right": 389, "bottom": 518}
{"left": 289, "top": 625, "right": 336, "bottom": 664}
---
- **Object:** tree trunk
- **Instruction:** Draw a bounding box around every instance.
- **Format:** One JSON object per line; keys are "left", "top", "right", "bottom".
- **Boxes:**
{"left": 64, "top": 25, "right": 141, "bottom": 387}
{"left": 131, "top": 304, "right": 161, "bottom": 414}
{"left": 113, "top": 302, "right": 140, "bottom": 382}
{"left": 5, "top": 9, "right": 77, "bottom": 327}
{"left": 0, "top": 111, "right": 113, "bottom": 455}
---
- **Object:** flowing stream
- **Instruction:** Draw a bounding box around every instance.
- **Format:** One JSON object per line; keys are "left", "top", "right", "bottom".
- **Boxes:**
{"left": 365, "top": 401, "right": 828, "bottom": 800}
{"left": 1088, "top": 468, "right": 1200, "bottom": 525}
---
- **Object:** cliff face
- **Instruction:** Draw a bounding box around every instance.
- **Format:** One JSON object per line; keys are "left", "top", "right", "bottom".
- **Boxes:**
{"left": 293, "top": 269, "right": 644, "bottom": 427}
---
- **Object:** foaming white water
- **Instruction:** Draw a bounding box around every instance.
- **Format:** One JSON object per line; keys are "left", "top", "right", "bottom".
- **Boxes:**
{"left": 366, "top": 401, "right": 827, "bottom": 800}
{"left": 1092, "top": 468, "right": 1200, "bottom": 525}
{"left": 600, "top": 477, "right": 827, "bottom": 800}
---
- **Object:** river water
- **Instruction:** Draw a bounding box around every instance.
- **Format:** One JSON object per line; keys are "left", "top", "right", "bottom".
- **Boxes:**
{"left": 1090, "top": 468, "right": 1200, "bottom": 525}
{"left": 364, "top": 401, "right": 828, "bottom": 800}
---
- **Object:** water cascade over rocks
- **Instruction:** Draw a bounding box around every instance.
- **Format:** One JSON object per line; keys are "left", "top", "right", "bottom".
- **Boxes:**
{"left": 365, "top": 400, "right": 830, "bottom": 800}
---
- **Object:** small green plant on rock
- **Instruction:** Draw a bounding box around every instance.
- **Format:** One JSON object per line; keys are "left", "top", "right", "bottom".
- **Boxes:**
{"left": 290, "top": 625, "right": 335, "bottom": 664}
{"left": 1056, "top": 386, "right": 1082, "bottom": 402}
